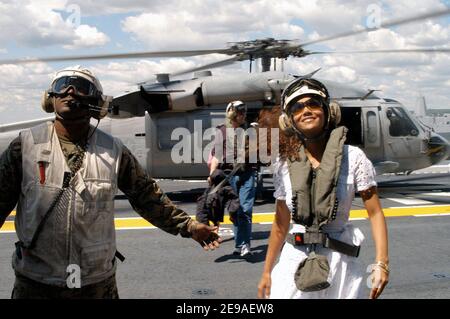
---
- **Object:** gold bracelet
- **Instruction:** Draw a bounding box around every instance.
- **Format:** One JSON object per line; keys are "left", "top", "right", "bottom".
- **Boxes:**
{"left": 375, "top": 261, "right": 389, "bottom": 272}
{"left": 373, "top": 264, "right": 390, "bottom": 275}
{"left": 372, "top": 261, "right": 390, "bottom": 275}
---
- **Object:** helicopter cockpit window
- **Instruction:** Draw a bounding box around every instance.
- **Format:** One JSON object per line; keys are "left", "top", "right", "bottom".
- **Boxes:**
{"left": 386, "top": 107, "right": 419, "bottom": 137}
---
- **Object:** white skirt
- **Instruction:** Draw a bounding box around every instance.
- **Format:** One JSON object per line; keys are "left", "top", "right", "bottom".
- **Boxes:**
{"left": 270, "top": 223, "right": 367, "bottom": 299}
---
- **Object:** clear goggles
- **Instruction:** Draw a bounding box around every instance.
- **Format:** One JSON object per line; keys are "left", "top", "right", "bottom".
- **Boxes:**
{"left": 51, "top": 76, "right": 100, "bottom": 97}
{"left": 287, "top": 96, "right": 325, "bottom": 117}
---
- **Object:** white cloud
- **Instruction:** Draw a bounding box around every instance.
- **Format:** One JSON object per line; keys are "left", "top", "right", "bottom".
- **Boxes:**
{"left": 0, "top": 0, "right": 109, "bottom": 49}
{"left": 407, "top": 21, "right": 450, "bottom": 47}
{"left": 270, "top": 24, "right": 305, "bottom": 40}
{"left": 0, "top": 63, "right": 53, "bottom": 86}
{"left": 63, "top": 25, "right": 110, "bottom": 49}
{"left": 386, "top": 0, "right": 447, "bottom": 19}
{"left": 121, "top": 12, "right": 226, "bottom": 50}
{"left": 0, "top": 62, "right": 54, "bottom": 124}
{"left": 120, "top": 1, "right": 310, "bottom": 50}
{"left": 0, "top": 0, "right": 73, "bottom": 47}
{"left": 74, "top": 0, "right": 168, "bottom": 15}
{"left": 321, "top": 66, "right": 357, "bottom": 83}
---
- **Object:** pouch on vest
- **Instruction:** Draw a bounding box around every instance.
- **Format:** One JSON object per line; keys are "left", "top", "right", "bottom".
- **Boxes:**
{"left": 294, "top": 251, "right": 330, "bottom": 292}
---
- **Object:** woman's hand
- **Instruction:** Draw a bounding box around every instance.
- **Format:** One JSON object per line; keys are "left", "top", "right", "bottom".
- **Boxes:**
{"left": 369, "top": 264, "right": 389, "bottom": 299}
{"left": 257, "top": 272, "right": 272, "bottom": 299}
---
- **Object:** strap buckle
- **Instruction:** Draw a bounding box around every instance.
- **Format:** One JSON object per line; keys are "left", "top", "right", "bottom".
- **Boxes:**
{"left": 293, "top": 233, "right": 304, "bottom": 245}
{"left": 288, "top": 232, "right": 326, "bottom": 246}
{"left": 303, "top": 231, "right": 327, "bottom": 245}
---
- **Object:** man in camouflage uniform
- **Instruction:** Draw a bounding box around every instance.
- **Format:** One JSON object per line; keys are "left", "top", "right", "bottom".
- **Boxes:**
{"left": 0, "top": 66, "right": 220, "bottom": 299}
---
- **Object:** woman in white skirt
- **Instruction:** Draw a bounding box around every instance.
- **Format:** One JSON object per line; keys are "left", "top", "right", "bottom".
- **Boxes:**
{"left": 257, "top": 78, "right": 389, "bottom": 299}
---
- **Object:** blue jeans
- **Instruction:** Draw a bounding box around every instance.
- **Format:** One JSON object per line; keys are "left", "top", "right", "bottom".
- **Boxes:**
{"left": 229, "top": 170, "right": 256, "bottom": 248}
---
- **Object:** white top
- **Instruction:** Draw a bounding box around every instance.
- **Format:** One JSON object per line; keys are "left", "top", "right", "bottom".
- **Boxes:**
{"left": 272, "top": 145, "right": 377, "bottom": 234}
{"left": 269, "top": 145, "right": 378, "bottom": 299}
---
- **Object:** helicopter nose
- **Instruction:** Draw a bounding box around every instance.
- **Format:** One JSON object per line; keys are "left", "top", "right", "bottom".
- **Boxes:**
{"left": 427, "top": 133, "right": 450, "bottom": 165}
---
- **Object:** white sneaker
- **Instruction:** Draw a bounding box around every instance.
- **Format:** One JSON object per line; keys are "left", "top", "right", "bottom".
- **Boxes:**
{"left": 240, "top": 244, "right": 252, "bottom": 257}
{"left": 232, "top": 247, "right": 241, "bottom": 255}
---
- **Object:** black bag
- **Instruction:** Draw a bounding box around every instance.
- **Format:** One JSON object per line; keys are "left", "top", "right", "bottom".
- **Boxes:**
{"left": 294, "top": 251, "right": 331, "bottom": 292}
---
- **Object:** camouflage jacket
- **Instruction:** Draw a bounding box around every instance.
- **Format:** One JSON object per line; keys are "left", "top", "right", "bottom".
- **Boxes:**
{"left": 0, "top": 135, "right": 194, "bottom": 237}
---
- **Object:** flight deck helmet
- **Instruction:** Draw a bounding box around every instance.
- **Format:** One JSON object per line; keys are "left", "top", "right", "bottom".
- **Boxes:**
{"left": 41, "top": 65, "right": 111, "bottom": 119}
{"left": 226, "top": 100, "right": 247, "bottom": 120}
{"left": 278, "top": 78, "right": 341, "bottom": 137}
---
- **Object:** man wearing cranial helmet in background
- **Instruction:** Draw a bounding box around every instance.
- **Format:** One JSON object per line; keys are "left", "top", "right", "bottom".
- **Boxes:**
{"left": 209, "top": 100, "right": 258, "bottom": 258}
{"left": 0, "top": 66, "right": 221, "bottom": 299}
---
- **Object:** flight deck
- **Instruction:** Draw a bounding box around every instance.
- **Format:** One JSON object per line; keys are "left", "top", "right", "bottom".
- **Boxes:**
{"left": 1, "top": 165, "right": 449, "bottom": 299}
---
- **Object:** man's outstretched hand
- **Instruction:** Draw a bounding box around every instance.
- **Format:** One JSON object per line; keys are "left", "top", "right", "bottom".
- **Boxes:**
{"left": 190, "top": 221, "right": 221, "bottom": 251}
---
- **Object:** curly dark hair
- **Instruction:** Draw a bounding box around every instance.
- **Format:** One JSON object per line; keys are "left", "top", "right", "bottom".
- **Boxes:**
{"left": 256, "top": 105, "right": 302, "bottom": 161}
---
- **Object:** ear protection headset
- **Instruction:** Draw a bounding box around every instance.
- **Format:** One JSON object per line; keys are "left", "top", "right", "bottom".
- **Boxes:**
{"left": 278, "top": 78, "right": 341, "bottom": 138}
{"left": 226, "top": 100, "right": 247, "bottom": 120}
{"left": 41, "top": 66, "right": 112, "bottom": 120}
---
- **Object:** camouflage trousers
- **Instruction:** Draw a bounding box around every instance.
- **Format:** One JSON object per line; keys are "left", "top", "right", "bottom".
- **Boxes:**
{"left": 11, "top": 272, "right": 119, "bottom": 299}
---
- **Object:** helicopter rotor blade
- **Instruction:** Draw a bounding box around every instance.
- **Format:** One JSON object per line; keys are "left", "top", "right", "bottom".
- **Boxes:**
{"left": 299, "top": 7, "right": 450, "bottom": 47}
{"left": 0, "top": 8, "right": 448, "bottom": 69}
{"left": 308, "top": 48, "right": 450, "bottom": 55}
{"left": 171, "top": 55, "right": 243, "bottom": 77}
{"left": 0, "top": 49, "right": 229, "bottom": 65}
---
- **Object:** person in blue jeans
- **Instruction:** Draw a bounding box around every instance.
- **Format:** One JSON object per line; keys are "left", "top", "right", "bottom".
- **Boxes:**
{"left": 229, "top": 169, "right": 256, "bottom": 257}
{"left": 209, "top": 101, "right": 257, "bottom": 257}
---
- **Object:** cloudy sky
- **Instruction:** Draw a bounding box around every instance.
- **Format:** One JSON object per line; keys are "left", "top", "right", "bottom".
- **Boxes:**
{"left": 0, "top": 0, "right": 449, "bottom": 124}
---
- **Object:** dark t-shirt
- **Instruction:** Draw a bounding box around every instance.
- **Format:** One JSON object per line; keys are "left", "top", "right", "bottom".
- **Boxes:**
{"left": 211, "top": 123, "right": 257, "bottom": 171}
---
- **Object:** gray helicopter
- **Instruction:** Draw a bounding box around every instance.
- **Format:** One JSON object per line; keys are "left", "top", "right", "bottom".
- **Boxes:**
{"left": 0, "top": 8, "right": 449, "bottom": 178}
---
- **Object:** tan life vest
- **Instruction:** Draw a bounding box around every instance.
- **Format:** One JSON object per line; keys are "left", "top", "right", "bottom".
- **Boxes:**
{"left": 287, "top": 126, "right": 347, "bottom": 231}
{"left": 13, "top": 121, "right": 123, "bottom": 287}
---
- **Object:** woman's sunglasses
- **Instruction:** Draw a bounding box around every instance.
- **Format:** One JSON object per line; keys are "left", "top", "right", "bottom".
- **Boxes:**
{"left": 287, "top": 97, "right": 325, "bottom": 116}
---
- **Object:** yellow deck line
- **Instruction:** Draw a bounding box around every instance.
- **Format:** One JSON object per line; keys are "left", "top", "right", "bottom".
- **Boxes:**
{"left": 2, "top": 205, "right": 450, "bottom": 233}
{"left": 349, "top": 205, "right": 450, "bottom": 218}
